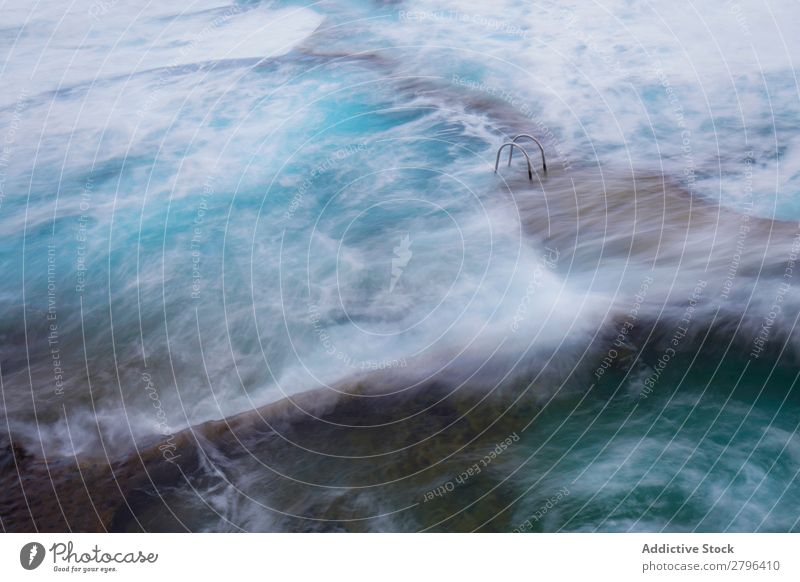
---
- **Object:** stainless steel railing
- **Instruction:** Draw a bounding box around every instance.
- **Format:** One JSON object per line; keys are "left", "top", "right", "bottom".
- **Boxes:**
{"left": 509, "top": 134, "right": 546, "bottom": 173}
{"left": 495, "top": 142, "right": 533, "bottom": 180}
{"left": 494, "top": 134, "right": 546, "bottom": 181}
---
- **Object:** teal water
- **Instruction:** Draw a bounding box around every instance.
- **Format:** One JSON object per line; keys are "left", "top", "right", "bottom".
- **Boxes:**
{"left": 512, "top": 358, "right": 800, "bottom": 532}
{"left": 1, "top": 0, "right": 799, "bottom": 531}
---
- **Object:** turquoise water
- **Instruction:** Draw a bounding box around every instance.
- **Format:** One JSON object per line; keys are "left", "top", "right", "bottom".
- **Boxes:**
{"left": 514, "top": 359, "right": 800, "bottom": 532}
{"left": 1, "top": 0, "right": 799, "bottom": 531}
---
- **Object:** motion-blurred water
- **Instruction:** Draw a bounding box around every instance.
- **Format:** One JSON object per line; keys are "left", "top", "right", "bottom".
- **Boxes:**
{"left": 1, "top": 0, "right": 799, "bottom": 531}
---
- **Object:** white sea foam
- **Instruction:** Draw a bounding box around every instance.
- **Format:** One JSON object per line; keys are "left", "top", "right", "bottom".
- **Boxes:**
{"left": 1, "top": 0, "right": 799, "bottom": 458}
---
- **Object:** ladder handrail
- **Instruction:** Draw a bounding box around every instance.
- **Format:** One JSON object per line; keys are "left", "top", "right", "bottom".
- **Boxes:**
{"left": 508, "top": 134, "right": 546, "bottom": 173}
{"left": 495, "top": 142, "right": 533, "bottom": 181}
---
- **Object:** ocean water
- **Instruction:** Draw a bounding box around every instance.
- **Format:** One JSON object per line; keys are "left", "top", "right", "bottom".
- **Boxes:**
{"left": 1, "top": 0, "right": 799, "bottom": 532}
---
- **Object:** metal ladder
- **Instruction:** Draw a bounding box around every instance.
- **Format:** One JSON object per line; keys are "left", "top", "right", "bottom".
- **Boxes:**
{"left": 494, "top": 134, "right": 547, "bottom": 181}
